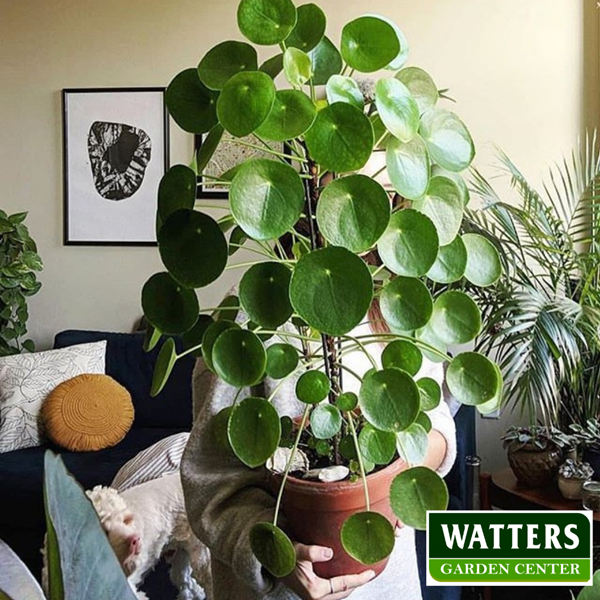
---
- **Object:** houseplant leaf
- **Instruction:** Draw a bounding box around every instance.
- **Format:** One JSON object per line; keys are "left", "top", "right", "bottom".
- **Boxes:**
{"left": 237, "top": 0, "right": 297, "bottom": 45}
{"left": 340, "top": 16, "right": 399, "bottom": 72}
{"left": 396, "top": 67, "right": 438, "bottom": 114}
{"left": 418, "top": 377, "right": 441, "bottom": 411}
{"left": 341, "top": 512, "right": 395, "bottom": 564}
{"left": 380, "top": 276, "right": 433, "bottom": 332}
{"left": 381, "top": 340, "right": 423, "bottom": 376}
{"left": 182, "top": 314, "right": 214, "bottom": 357}
{"left": 285, "top": 3, "right": 326, "bottom": 52}
{"left": 283, "top": 47, "right": 312, "bottom": 87}
{"left": 198, "top": 41, "right": 258, "bottom": 90}
{"left": 316, "top": 175, "right": 390, "bottom": 253}
{"left": 0, "top": 538, "right": 45, "bottom": 600}
{"left": 151, "top": 337, "right": 177, "bottom": 396}
{"left": 446, "top": 352, "right": 502, "bottom": 406}
{"left": 44, "top": 451, "right": 137, "bottom": 600}
{"left": 157, "top": 165, "right": 196, "bottom": 225}
{"left": 386, "top": 135, "right": 430, "bottom": 200}
{"left": 326, "top": 75, "right": 364, "bottom": 109}
{"left": 311, "top": 404, "right": 342, "bottom": 439}
{"left": 249, "top": 523, "right": 296, "bottom": 578}
{"left": 217, "top": 71, "right": 276, "bottom": 136}
{"left": 378, "top": 209, "right": 439, "bottom": 277}
{"left": 212, "top": 329, "right": 267, "bottom": 387}
{"left": 159, "top": 209, "right": 228, "bottom": 289}
{"left": 259, "top": 53, "right": 284, "bottom": 78}
{"left": 462, "top": 233, "right": 502, "bottom": 287}
{"left": 429, "top": 291, "right": 481, "bottom": 344}
{"left": 230, "top": 159, "right": 304, "bottom": 240}
{"left": 420, "top": 107, "right": 475, "bottom": 172}
{"left": 396, "top": 423, "right": 429, "bottom": 464}
{"left": 228, "top": 397, "right": 281, "bottom": 467}
{"left": 240, "top": 262, "right": 293, "bottom": 329}
{"left": 296, "top": 370, "right": 331, "bottom": 404}
{"left": 308, "top": 36, "right": 342, "bottom": 85}
{"left": 166, "top": 68, "right": 218, "bottom": 134}
{"left": 142, "top": 272, "right": 199, "bottom": 334}
{"left": 290, "top": 247, "right": 373, "bottom": 336}
{"left": 359, "top": 368, "right": 420, "bottom": 432}
{"left": 426, "top": 235, "right": 467, "bottom": 284}
{"left": 201, "top": 320, "right": 240, "bottom": 372}
{"left": 359, "top": 423, "right": 396, "bottom": 464}
{"left": 266, "top": 343, "right": 299, "bottom": 379}
{"left": 375, "top": 78, "right": 419, "bottom": 143}
{"left": 390, "top": 466, "right": 449, "bottom": 530}
{"left": 255, "top": 90, "right": 316, "bottom": 141}
{"left": 304, "top": 103, "right": 374, "bottom": 173}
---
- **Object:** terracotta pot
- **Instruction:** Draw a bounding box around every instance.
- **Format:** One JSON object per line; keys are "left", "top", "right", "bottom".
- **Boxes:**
{"left": 506, "top": 442, "right": 563, "bottom": 488}
{"left": 268, "top": 458, "right": 406, "bottom": 579}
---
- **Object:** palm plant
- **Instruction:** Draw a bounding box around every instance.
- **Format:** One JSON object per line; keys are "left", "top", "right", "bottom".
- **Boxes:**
{"left": 468, "top": 133, "right": 600, "bottom": 428}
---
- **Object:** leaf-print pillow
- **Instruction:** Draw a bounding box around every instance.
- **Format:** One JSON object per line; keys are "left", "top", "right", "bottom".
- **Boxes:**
{"left": 0, "top": 341, "right": 106, "bottom": 453}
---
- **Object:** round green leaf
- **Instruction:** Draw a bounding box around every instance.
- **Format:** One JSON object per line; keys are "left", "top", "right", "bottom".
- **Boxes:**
{"left": 266, "top": 343, "right": 299, "bottom": 379}
{"left": 416, "top": 411, "right": 432, "bottom": 433}
{"left": 217, "top": 71, "right": 276, "bottom": 137}
{"left": 336, "top": 391, "right": 358, "bottom": 411}
{"left": 201, "top": 320, "right": 239, "bottom": 372}
{"left": 430, "top": 291, "right": 481, "bottom": 345}
{"left": 377, "top": 209, "right": 439, "bottom": 277}
{"left": 316, "top": 175, "right": 390, "bottom": 253}
{"left": 182, "top": 314, "right": 214, "bottom": 358}
{"left": 340, "top": 434, "right": 358, "bottom": 459}
{"left": 413, "top": 176, "right": 463, "bottom": 246}
{"left": 311, "top": 404, "right": 342, "bottom": 439}
{"left": 375, "top": 78, "right": 419, "bottom": 143}
{"left": 250, "top": 523, "right": 296, "bottom": 578}
{"left": 396, "top": 423, "right": 428, "bottom": 465}
{"left": 396, "top": 67, "right": 438, "bottom": 114}
{"left": 259, "top": 53, "right": 284, "bottom": 79}
{"left": 239, "top": 262, "right": 293, "bottom": 329}
{"left": 341, "top": 16, "right": 400, "bottom": 73}
{"left": 286, "top": 3, "right": 326, "bottom": 52}
{"left": 359, "top": 368, "right": 420, "bottom": 432}
{"left": 420, "top": 107, "right": 475, "bottom": 172}
{"left": 237, "top": 0, "right": 297, "bottom": 45}
{"left": 290, "top": 247, "right": 373, "bottom": 336}
{"left": 212, "top": 329, "right": 267, "bottom": 387}
{"left": 255, "top": 90, "right": 316, "bottom": 142}
{"left": 386, "top": 135, "right": 430, "bottom": 200}
{"left": 415, "top": 324, "right": 447, "bottom": 364}
{"left": 284, "top": 47, "right": 312, "bottom": 87}
{"left": 150, "top": 338, "right": 177, "bottom": 397}
{"left": 296, "top": 370, "right": 331, "bottom": 404}
{"left": 280, "top": 415, "right": 293, "bottom": 442}
{"left": 476, "top": 363, "right": 503, "bottom": 416}
{"left": 462, "top": 233, "right": 502, "bottom": 287}
{"left": 380, "top": 276, "right": 433, "bottom": 332}
{"left": 158, "top": 165, "right": 196, "bottom": 225}
{"left": 381, "top": 340, "right": 422, "bottom": 376}
{"left": 210, "top": 406, "right": 235, "bottom": 454}
{"left": 159, "top": 210, "right": 228, "bottom": 289}
{"left": 359, "top": 423, "right": 396, "bottom": 464}
{"left": 214, "top": 295, "right": 240, "bottom": 322}
{"left": 305, "top": 103, "right": 374, "bottom": 173}
{"left": 228, "top": 397, "right": 281, "bottom": 468}
{"left": 230, "top": 159, "right": 304, "bottom": 240}
{"left": 198, "top": 41, "right": 258, "bottom": 91}
{"left": 431, "top": 166, "right": 470, "bottom": 206}
{"left": 446, "top": 352, "right": 502, "bottom": 406}
{"left": 341, "top": 512, "right": 395, "bottom": 565}
{"left": 250, "top": 522, "right": 296, "bottom": 578}
{"left": 166, "top": 68, "right": 219, "bottom": 134}
{"left": 143, "top": 324, "right": 162, "bottom": 353}
{"left": 229, "top": 226, "right": 249, "bottom": 256}
{"left": 390, "top": 466, "right": 448, "bottom": 530}
{"left": 326, "top": 75, "right": 364, "bottom": 109}
{"left": 142, "top": 272, "right": 199, "bottom": 335}
{"left": 426, "top": 236, "right": 467, "bottom": 284}
{"left": 375, "top": 16, "right": 409, "bottom": 70}
{"left": 417, "top": 377, "right": 441, "bottom": 411}
{"left": 308, "top": 36, "right": 342, "bottom": 85}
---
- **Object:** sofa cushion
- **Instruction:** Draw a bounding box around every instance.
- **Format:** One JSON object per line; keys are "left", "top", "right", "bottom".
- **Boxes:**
{"left": 53, "top": 330, "right": 194, "bottom": 429}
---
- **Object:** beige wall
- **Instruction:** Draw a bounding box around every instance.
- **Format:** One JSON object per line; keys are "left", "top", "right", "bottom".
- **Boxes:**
{"left": 1, "top": 0, "right": 597, "bottom": 471}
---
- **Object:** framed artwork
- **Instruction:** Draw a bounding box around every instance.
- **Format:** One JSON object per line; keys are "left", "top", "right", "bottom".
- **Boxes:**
{"left": 62, "top": 87, "right": 169, "bottom": 246}
{"left": 194, "top": 133, "right": 286, "bottom": 199}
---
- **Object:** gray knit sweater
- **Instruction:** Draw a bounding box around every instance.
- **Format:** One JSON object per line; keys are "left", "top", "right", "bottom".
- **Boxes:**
{"left": 181, "top": 333, "right": 456, "bottom": 600}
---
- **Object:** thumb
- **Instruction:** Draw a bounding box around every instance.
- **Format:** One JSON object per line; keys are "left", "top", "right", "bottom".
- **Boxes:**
{"left": 294, "top": 543, "right": 334, "bottom": 563}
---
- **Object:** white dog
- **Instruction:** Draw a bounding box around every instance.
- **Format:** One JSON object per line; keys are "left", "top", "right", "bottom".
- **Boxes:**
{"left": 85, "top": 472, "right": 211, "bottom": 600}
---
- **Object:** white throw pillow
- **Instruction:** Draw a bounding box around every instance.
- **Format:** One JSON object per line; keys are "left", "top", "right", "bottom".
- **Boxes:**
{"left": 0, "top": 341, "right": 107, "bottom": 453}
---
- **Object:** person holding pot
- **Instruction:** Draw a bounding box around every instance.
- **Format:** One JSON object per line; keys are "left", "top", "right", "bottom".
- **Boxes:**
{"left": 180, "top": 286, "right": 457, "bottom": 600}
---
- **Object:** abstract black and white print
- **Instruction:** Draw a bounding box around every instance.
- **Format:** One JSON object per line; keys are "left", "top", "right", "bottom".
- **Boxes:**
{"left": 88, "top": 121, "right": 152, "bottom": 201}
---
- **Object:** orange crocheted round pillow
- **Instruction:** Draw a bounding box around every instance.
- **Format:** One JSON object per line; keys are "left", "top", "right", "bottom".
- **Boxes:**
{"left": 42, "top": 374, "right": 134, "bottom": 452}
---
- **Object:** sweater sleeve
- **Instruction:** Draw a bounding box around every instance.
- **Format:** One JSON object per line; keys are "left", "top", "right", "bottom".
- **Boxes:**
{"left": 416, "top": 359, "right": 457, "bottom": 478}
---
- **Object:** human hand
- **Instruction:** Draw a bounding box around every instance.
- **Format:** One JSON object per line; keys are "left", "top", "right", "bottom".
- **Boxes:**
{"left": 280, "top": 543, "right": 376, "bottom": 600}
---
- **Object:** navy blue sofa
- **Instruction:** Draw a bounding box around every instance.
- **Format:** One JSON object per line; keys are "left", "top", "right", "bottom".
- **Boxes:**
{"left": 0, "top": 329, "right": 195, "bottom": 598}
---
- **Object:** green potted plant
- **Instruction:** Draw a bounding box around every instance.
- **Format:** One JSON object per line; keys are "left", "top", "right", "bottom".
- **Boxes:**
{"left": 500, "top": 425, "right": 571, "bottom": 488}
{"left": 0, "top": 209, "right": 42, "bottom": 356}
{"left": 141, "top": 0, "right": 502, "bottom": 579}
{"left": 557, "top": 458, "right": 593, "bottom": 500}
{"left": 568, "top": 419, "right": 600, "bottom": 479}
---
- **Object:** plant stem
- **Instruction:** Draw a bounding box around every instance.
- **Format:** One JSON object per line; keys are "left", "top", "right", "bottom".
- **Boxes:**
{"left": 273, "top": 405, "right": 311, "bottom": 526}
{"left": 347, "top": 411, "right": 370, "bottom": 510}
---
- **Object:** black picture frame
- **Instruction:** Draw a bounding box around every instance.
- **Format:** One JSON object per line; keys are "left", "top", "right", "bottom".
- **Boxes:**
{"left": 62, "top": 87, "right": 169, "bottom": 246}
{"left": 194, "top": 133, "right": 287, "bottom": 200}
